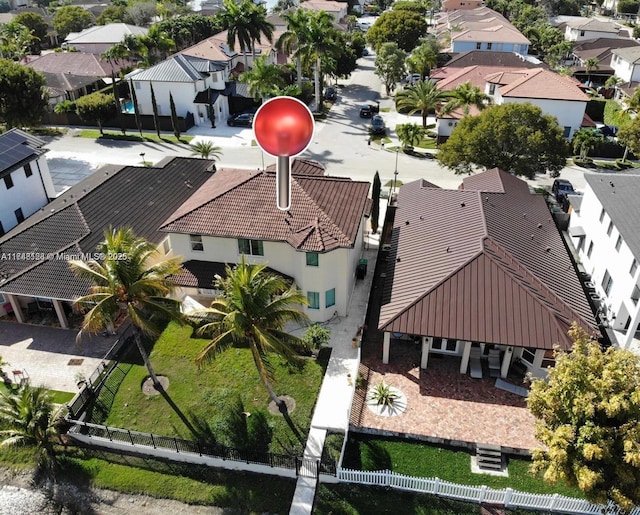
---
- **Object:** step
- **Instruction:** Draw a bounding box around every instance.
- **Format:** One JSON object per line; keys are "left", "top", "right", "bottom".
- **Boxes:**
{"left": 476, "top": 444, "right": 503, "bottom": 471}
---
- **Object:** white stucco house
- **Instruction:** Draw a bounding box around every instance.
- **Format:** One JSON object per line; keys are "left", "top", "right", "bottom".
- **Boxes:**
{"left": 564, "top": 19, "right": 622, "bottom": 42}
{"left": 610, "top": 46, "right": 640, "bottom": 83}
{"left": 567, "top": 173, "right": 640, "bottom": 353}
{"left": 160, "top": 159, "right": 371, "bottom": 323}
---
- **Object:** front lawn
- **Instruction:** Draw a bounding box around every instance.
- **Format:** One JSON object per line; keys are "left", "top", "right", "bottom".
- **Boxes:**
{"left": 0, "top": 382, "right": 74, "bottom": 405}
{"left": 76, "top": 129, "right": 193, "bottom": 145}
{"left": 102, "top": 322, "right": 326, "bottom": 454}
{"left": 343, "top": 434, "right": 585, "bottom": 499}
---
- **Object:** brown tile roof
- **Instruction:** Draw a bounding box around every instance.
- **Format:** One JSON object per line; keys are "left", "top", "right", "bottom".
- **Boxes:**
{"left": 0, "top": 158, "right": 214, "bottom": 301}
{"left": 433, "top": 64, "right": 530, "bottom": 90}
{"left": 440, "top": 50, "right": 545, "bottom": 69}
{"left": 265, "top": 158, "right": 326, "bottom": 176}
{"left": 379, "top": 168, "right": 596, "bottom": 351}
{"left": 161, "top": 165, "right": 370, "bottom": 253}
{"left": 180, "top": 29, "right": 284, "bottom": 62}
{"left": 451, "top": 25, "right": 530, "bottom": 44}
{"left": 24, "top": 52, "right": 128, "bottom": 77}
{"left": 495, "top": 68, "right": 588, "bottom": 101}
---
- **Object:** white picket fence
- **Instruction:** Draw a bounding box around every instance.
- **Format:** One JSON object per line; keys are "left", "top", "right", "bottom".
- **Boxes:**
{"left": 336, "top": 468, "right": 640, "bottom": 514}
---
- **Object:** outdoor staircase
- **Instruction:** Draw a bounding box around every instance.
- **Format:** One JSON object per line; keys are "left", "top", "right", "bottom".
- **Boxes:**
{"left": 475, "top": 443, "right": 504, "bottom": 472}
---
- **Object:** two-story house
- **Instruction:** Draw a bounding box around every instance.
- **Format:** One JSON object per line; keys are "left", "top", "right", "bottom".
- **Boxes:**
{"left": 610, "top": 46, "right": 640, "bottom": 84}
{"left": 567, "top": 173, "right": 640, "bottom": 352}
{"left": 564, "top": 19, "right": 622, "bottom": 42}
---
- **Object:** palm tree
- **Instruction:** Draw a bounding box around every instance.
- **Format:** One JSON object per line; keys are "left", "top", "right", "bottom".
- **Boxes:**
{"left": 70, "top": 227, "right": 197, "bottom": 435}
{"left": 572, "top": 128, "right": 604, "bottom": 160}
{"left": 300, "top": 10, "right": 341, "bottom": 112}
{"left": 584, "top": 57, "right": 600, "bottom": 86}
{"left": 406, "top": 40, "right": 439, "bottom": 81}
{"left": 247, "top": 2, "right": 274, "bottom": 63}
{"left": 239, "top": 56, "right": 286, "bottom": 102}
{"left": 605, "top": 75, "right": 622, "bottom": 88}
{"left": 277, "top": 9, "right": 311, "bottom": 90}
{"left": 0, "top": 383, "right": 66, "bottom": 471}
{"left": 190, "top": 140, "right": 223, "bottom": 161}
{"left": 396, "top": 123, "right": 425, "bottom": 150}
{"left": 220, "top": 0, "right": 254, "bottom": 71}
{"left": 395, "top": 80, "right": 449, "bottom": 128}
{"left": 190, "top": 258, "right": 309, "bottom": 441}
{"left": 440, "top": 81, "right": 491, "bottom": 117}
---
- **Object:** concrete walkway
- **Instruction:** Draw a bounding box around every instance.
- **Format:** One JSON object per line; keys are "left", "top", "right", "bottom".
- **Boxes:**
{"left": 289, "top": 233, "right": 380, "bottom": 515}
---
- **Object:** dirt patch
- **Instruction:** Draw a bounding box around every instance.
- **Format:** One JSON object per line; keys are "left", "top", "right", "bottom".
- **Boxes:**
{"left": 141, "top": 376, "right": 169, "bottom": 396}
{"left": 267, "top": 395, "right": 296, "bottom": 415}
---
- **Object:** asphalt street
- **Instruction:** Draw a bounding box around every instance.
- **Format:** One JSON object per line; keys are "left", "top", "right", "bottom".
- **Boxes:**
{"left": 43, "top": 53, "right": 594, "bottom": 194}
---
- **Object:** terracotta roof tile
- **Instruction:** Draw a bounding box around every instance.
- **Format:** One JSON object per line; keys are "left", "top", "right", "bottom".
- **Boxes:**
{"left": 496, "top": 68, "right": 588, "bottom": 101}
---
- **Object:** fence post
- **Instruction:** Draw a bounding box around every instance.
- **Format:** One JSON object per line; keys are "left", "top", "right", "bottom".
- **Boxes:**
{"left": 150, "top": 433, "right": 156, "bottom": 449}
{"left": 174, "top": 438, "right": 179, "bottom": 453}
{"left": 504, "top": 488, "right": 513, "bottom": 508}
{"left": 106, "top": 426, "right": 112, "bottom": 441}
{"left": 128, "top": 430, "right": 134, "bottom": 445}
{"left": 434, "top": 477, "right": 440, "bottom": 494}
{"left": 549, "top": 493, "right": 559, "bottom": 510}
{"left": 479, "top": 485, "right": 487, "bottom": 504}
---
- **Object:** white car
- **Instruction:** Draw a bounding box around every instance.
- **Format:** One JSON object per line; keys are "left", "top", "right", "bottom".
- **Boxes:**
{"left": 403, "top": 74, "right": 422, "bottom": 85}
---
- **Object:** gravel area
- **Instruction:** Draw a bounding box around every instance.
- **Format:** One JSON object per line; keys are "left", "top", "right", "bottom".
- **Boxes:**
{"left": 0, "top": 469, "right": 225, "bottom": 514}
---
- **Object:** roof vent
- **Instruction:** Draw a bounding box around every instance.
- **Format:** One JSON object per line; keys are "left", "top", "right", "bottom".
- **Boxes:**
{"left": 610, "top": 181, "right": 614, "bottom": 187}
{"left": 523, "top": 213, "right": 527, "bottom": 218}
{"left": 405, "top": 220, "right": 410, "bottom": 225}
{"left": 546, "top": 247, "right": 551, "bottom": 252}
{"left": 396, "top": 257, "right": 401, "bottom": 262}
{"left": 461, "top": 202, "right": 465, "bottom": 207}
{"left": 382, "top": 244, "right": 391, "bottom": 251}
{"left": 537, "top": 223, "right": 542, "bottom": 228}
{"left": 50, "top": 208, "right": 55, "bottom": 212}
{"left": 446, "top": 246, "right": 451, "bottom": 252}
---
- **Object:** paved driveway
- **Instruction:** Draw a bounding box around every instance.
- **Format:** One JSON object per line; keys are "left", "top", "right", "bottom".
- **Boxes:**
{"left": 0, "top": 321, "right": 117, "bottom": 393}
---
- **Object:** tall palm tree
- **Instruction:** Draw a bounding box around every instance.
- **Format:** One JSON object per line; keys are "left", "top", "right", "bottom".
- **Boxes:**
{"left": 572, "top": 128, "right": 604, "bottom": 160}
{"left": 277, "top": 9, "right": 311, "bottom": 90}
{"left": 239, "top": 56, "right": 286, "bottom": 102}
{"left": 439, "top": 81, "right": 491, "bottom": 117}
{"left": 247, "top": 2, "right": 274, "bottom": 63}
{"left": 71, "top": 227, "right": 184, "bottom": 388}
{"left": 190, "top": 140, "right": 223, "bottom": 161}
{"left": 190, "top": 258, "right": 309, "bottom": 439}
{"left": 584, "top": 57, "right": 600, "bottom": 86}
{"left": 0, "top": 383, "right": 66, "bottom": 471}
{"left": 300, "top": 10, "right": 340, "bottom": 112}
{"left": 395, "top": 80, "right": 449, "bottom": 128}
{"left": 220, "top": 0, "right": 254, "bottom": 71}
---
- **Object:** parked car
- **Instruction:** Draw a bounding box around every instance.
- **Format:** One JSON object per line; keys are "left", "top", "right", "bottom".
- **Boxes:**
{"left": 552, "top": 179, "right": 575, "bottom": 202}
{"left": 359, "top": 103, "right": 380, "bottom": 118}
{"left": 370, "top": 114, "right": 386, "bottom": 135}
{"left": 403, "top": 73, "right": 422, "bottom": 85}
{"left": 362, "top": 48, "right": 369, "bottom": 56}
{"left": 324, "top": 86, "right": 337, "bottom": 101}
{"left": 227, "top": 113, "right": 254, "bottom": 127}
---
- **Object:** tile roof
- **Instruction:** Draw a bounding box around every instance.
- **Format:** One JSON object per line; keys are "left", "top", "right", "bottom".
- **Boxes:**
{"left": 585, "top": 173, "right": 640, "bottom": 259}
{"left": 572, "top": 37, "right": 640, "bottom": 53}
{"left": 160, "top": 162, "right": 370, "bottom": 253}
{"left": 379, "top": 168, "right": 596, "bottom": 351}
{"left": 494, "top": 68, "right": 588, "bottom": 101}
{"left": 24, "top": 52, "right": 124, "bottom": 77}
{"left": 451, "top": 25, "right": 530, "bottom": 44}
{"left": 180, "top": 29, "right": 283, "bottom": 62}
{"left": 440, "top": 50, "right": 544, "bottom": 68}
{"left": 0, "top": 158, "right": 214, "bottom": 301}
{"left": 567, "top": 18, "right": 620, "bottom": 33}
{"left": 265, "top": 158, "right": 326, "bottom": 176}
{"left": 65, "top": 23, "right": 148, "bottom": 44}
{"left": 0, "top": 128, "right": 47, "bottom": 177}
{"left": 612, "top": 46, "right": 640, "bottom": 64}
{"left": 433, "top": 64, "right": 530, "bottom": 90}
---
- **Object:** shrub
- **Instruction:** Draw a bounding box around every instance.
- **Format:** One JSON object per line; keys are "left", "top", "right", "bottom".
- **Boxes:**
{"left": 53, "top": 100, "right": 76, "bottom": 114}
{"left": 301, "top": 324, "right": 331, "bottom": 352}
{"left": 370, "top": 382, "right": 399, "bottom": 407}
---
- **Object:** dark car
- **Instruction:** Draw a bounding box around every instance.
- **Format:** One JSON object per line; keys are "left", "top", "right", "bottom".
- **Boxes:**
{"left": 324, "top": 86, "right": 337, "bottom": 101}
{"left": 227, "top": 113, "right": 254, "bottom": 127}
{"left": 370, "top": 114, "right": 386, "bottom": 135}
{"left": 359, "top": 103, "right": 380, "bottom": 118}
{"left": 552, "top": 179, "right": 575, "bottom": 202}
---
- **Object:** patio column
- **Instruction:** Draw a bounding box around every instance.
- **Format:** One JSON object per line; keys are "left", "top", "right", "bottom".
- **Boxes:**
{"left": 382, "top": 332, "right": 390, "bottom": 364}
{"left": 420, "top": 337, "right": 432, "bottom": 369}
{"left": 5, "top": 294, "right": 25, "bottom": 323}
{"left": 501, "top": 346, "right": 514, "bottom": 378}
{"left": 52, "top": 300, "right": 69, "bottom": 329}
{"left": 459, "top": 340, "right": 472, "bottom": 373}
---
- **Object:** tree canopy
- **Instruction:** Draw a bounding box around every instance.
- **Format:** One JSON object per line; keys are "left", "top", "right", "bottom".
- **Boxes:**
{"left": 0, "top": 60, "right": 48, "bottom": 128}
{"left": 13, "top": 12, "right": 48, "bottom": 52}
{"left": 366, "top": 9, "right": 428, "bottom": 52}
{"left": 528, "top": 324, "right": 640, "bottom": 512}
{"left": 52, "top": 5, "right": 94, "bottom": 40}
{"left": 618, "top": 117, "right": 640, "bottom": 157}
{"left": 374, "top": 42, "right": 406, "bottom": 96}
{"left": 75, "top": 92, "right": 117, "bottom": 135}
{"left": 437, "top": 103, "right": 568, "bottom": 178}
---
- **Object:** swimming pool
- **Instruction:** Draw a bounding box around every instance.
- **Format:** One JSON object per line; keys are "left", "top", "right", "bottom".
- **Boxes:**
{"left": 121, "top": 100, "right": 135, "bottom": 114}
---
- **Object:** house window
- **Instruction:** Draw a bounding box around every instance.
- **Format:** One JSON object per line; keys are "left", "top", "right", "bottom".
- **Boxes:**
{"left": 135, "top": 81, "right": 141, "bottom": 89}
{"left": 476, "top": 42, "right": 481, "bottom": 50}
{"left": 563, "top": 126, "right": 571, "bottom": 138}
{"left": 599, "top": 208, "right": 605, "bottom": 222}
{"left": 487, "top": 42, "right": 492, "bottom": 50}
{"left": 4, "top": 174, "right": 13, "bottom": 190}
{"left": 616, "top": 235, "right": 623, "bottom": 251}
{"left": 14, "top": 208, "right": 24, "bottom": 224}
{"left": 587, "top": 241, "right": 594, "bottom": 258}
{"left": 607, "top": 221, "right": 613, "bottom": 236}
{"left": 24, "top": 163, "right": 33, "bottom": 178}
{"left": 325, "top": 288, "right": 335, "bottom": 308}
{"left": 238, "top": 238, "right": 264, "bottom": 256}
{"left": 631, "top": 258, "right": 638, "bottom": 276}
{"left": 632, "top": 284, "right": 640, "bottom": 305}
{"left": 306, "top": 252, "right": 319, "bottom": 266}
{"left": 307, "top": 291, "right": 320, "bottom": 309}
{"left": 624, "top": 315, "right": 632, "bottom": 332}
{"left": 431, "top": 338, "right": 458, "bottom": 353}
{"left": 162, "top": 238, "right": 171, "bottom": 254}
{"left": 580, "top": 30, "right": 585, "bottom": 36}
{"left": 602, "top": 270, "right": 613, "bottom": 296}
{"left": 541, "top": 349, "right": 555, "bottom": 369}
{"left": 521, "top": 347, "right": 536, "bottom": 365}
{"left": 488, "top": 83, "right": 496, "bottom": 95}
{"left": 190, "top": 235, "right": 204, "bottom": 251}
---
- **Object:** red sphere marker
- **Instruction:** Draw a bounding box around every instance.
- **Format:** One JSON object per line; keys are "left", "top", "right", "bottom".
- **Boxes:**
{"left": 253, "top": 96, "right": 315, "bottom": 210}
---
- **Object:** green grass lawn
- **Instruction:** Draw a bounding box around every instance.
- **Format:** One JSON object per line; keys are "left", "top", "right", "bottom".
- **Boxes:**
{"left": 76, "top": 129, "right": 193, "bottom": 145}
{"left": 102, "top": 322, "right": 326, "bottom": 454}
{"left": 343, "top": 434, "right": 585, "bottom": 499}
{"left": 0, "top": 382, "right": 74, "bottom": 404}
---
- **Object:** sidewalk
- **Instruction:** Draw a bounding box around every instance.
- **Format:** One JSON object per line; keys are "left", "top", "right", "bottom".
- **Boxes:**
{"left": 289, "top": 233, "right": 380, "bottom": 515}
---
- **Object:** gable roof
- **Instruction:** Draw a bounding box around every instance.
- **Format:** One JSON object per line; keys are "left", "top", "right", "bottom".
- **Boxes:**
{"left": 126, "top": 54, "right": 220, "bottom": 82}
{"left": 612, "top": 46, "right": 640, "bottom": 64}
{"left": 585, "top": 173, "right": 640, "bottom": 259}
{"left": 0, "top": 158, "right": 214, "bottom": 301}
{"left": 0, "top": 128, "right": 47, "bottom": 178}
{"left": 180, "top": 29, "right": 282, "bottom": 62}
{"left": 442, "top": 50, "right": 544, "bottom": 68}
{"left": 24, "top": 52, "right": 124, "bottom": 77}
{"left": 451, "top": 25, "right": 530, "bottom": 44}
{"left": 160, "top": 163, "right": 370, "bottom": 253}
{"left": 65, "top": 23, "right": 147, "bottom": 44}
{"left": 491, "top": 68, "right": 588, "bottom": 101}
{"left": 379, "top": 168, "right": 596, "bottom": 350}
{"left": 567, "top": 18, "right": 620, "bottom": 33}
{"left": 433, "top": 64, "right": 534, "bottom": 90}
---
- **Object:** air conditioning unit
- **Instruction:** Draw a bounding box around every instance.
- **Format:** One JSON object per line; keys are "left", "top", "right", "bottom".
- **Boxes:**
{"left": 382, "top": 244, "right": 391, "bottom": 251}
